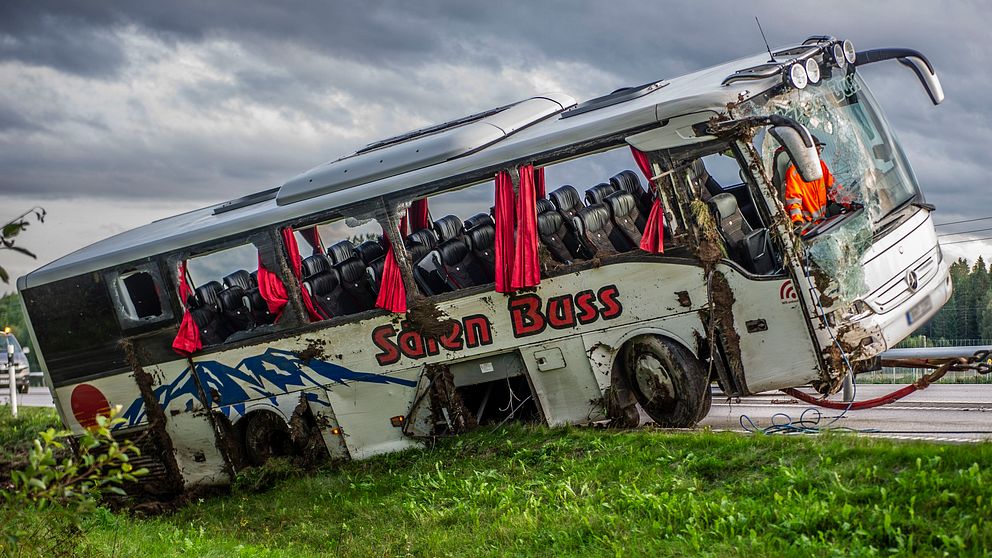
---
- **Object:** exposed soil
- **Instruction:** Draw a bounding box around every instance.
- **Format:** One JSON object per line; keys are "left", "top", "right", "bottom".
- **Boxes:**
{"left": 405, "top": 297, "right": 451, "bottom": 339}
{"left": 295, "top": 338, "right": 328, "bottom": 364}
{"left": 426, "top": 363, "right": 476, "bottom": 435}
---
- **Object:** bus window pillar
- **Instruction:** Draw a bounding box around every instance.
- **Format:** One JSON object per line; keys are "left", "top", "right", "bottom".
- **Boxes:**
{"left": 379, "top": 200, "right": 419, "bottom": 306}
{"left": 266, "top": 229, "right": 307, "bottom": 327}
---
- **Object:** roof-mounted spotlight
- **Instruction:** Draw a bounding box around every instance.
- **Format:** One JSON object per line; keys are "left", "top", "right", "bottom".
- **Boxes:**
{"left": 805, "top": 58, "right": 821, "bottom": 84}
{"left": 832, "top": 43, "right": 847, "bottom": 68}
{"left": 788, "top": 62, "right": 808, "bottom": 89}
{"left": 843, "top": 40, "right": 857, "bottom": 65}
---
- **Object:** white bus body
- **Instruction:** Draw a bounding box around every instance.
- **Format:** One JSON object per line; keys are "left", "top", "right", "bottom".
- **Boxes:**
{"left": 17, "top": 36, "right": 950, "bottom": 492}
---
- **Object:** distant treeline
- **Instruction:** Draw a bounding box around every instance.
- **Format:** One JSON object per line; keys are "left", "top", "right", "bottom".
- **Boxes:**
{"left": 916, "top": 256, "right": 992, "bottom": 342}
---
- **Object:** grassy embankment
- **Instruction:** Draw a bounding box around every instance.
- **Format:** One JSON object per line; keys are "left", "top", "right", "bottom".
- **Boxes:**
{"left": 2, "top": 407, "right": 990, "bottom": 556}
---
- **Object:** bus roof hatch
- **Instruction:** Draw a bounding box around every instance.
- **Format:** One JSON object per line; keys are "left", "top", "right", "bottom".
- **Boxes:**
{"left": 276, "top": 93, "right": 576, "bottom": 206}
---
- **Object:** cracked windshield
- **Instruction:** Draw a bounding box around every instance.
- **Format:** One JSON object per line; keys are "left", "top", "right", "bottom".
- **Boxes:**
{"left": 743, "top": 70, "right": 923, "bottom": 301}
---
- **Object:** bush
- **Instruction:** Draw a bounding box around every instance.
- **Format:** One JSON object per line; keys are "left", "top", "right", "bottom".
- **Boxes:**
{"left": 0, "top": 408, "right": 146, "bottom": 557}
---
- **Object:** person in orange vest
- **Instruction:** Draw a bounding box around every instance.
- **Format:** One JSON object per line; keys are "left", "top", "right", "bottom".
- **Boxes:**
{"left": 783, "top": 135, "right": 847, "bottom": 233}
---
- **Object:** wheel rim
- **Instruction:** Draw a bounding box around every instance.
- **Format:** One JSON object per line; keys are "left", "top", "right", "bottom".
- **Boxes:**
{"left": 632, "top": 352, "right": 676, "bottom": 407}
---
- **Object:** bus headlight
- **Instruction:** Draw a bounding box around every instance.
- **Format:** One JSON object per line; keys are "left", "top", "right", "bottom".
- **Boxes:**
{"left": 805, "top": 58, "right": 821, "bottom": 84}
{"left": 843, "top": 40, "right": 857, "bottom": 65}
{"left": 788, "top": 62, "right": 808, "bottom": 89}
{"left": 832, "top": 43, "right": 847, "bottom": 68}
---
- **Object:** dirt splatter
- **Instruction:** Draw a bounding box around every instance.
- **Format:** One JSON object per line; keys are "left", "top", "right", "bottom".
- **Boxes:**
{"left": 708, "top": 271, "right": 746, "bottom": 390}
{"left": 405, "top": 297, "right": 451, "bottom": 339}
{"left": 425, "top": 363, "right": 476, "bottom": 435}
{"left": 597, "top": 385, "right": 639, "bottom": 428}
{"left": 121, "top": 339, "right": 184, "bottom": 497}
{"left": 676, "top": 291, "right": 692, "bottom": 308}
{"left": 289, "top": 395, "right": 331, "bottom": 467}
{"left": 295, "top": 338, "right": 328, "bottom": 364}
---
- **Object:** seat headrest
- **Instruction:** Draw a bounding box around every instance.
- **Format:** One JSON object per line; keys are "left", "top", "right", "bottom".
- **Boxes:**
{"left": 223, "top": 269, "right": 253, "bottom": 291}
{"left": 585, "top": 183, "right": 617, "bottom": 206}
{"left": 433, "top": 215, "right": 464, "bottom": 242}
{"left": 302, "top": 254, "right": 331, "bottom": 279}
{"left": 576, "top": 204, "right": 611, "bottom": 232}
{"left": 467, "top": 223, "right": 495, "bottom": 250}
{"left": 327, "top": 240, "right": 356, "bottom": 265}
{"left": 337, "top": 258, "right": 366, "bottom": 282}
{"left": 195, "top": 281, "right": 223, "bottom": 309}
{"left": 464, "top": 212, "right": 494, "bottom": 231}
{"left": 355, "top": 240, "right": 385, "bottom": 264}
{"left": 407, "top": 243, "right": 431, "bottom": 264}
{"left": 536, "top": 198, "right": 554, "bottom": 215}
{"left": 605, "top": 191, "right": 636, "bottom": 217}
{"left": 217, "top": 286, "right": 245, "bottom": 311}
{"left": 610, "top": 170, "right": 644, "bottom": 196}
{"left": 248, "top": 270, "right": 259, "bottom": 287}
{"left": 549, "top": 185, "right": 581, "bottom": 213}
{"left": 309, "top": 271, "right": 339, "bottom": 296}
{"left": 406, "top": 228, "right": 438, "bottom": 248}
{"left": 710, "top": 192, "right": 740, "bottom": 220}
{"left": 438, "top": 238, "right": 470, "bottom": 264}
{"left": 537, "top": 210, "right": 564, "bottom": 237}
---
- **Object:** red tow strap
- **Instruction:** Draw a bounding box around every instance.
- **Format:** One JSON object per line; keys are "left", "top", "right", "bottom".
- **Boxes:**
{"left": 781, "top": 384, "right": 920, "bottom": 411}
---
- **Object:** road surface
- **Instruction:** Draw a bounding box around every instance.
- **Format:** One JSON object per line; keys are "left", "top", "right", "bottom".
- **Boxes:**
{"left": 7, "top": 385, "right": 992, "bottom": 442}
{"left": 700, "top": 384, "right": 992, "bottom": 442}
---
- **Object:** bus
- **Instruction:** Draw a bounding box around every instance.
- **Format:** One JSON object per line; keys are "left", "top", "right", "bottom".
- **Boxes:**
{"left": 17, "top": 36, "right": 949, "bottom": 492}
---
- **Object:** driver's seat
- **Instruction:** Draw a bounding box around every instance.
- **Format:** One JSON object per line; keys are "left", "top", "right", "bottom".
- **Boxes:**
{"left": 771, "top": 147, "right": 792, "bottom": 198}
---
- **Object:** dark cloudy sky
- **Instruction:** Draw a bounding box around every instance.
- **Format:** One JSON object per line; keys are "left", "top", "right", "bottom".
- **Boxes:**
{"left": 2, "top": 0, "right": 990, "bottom": 286}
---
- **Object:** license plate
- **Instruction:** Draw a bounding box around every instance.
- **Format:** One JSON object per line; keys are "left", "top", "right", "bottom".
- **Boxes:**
{"left": 906, "top": 295, "right": 933, "bottom": 325}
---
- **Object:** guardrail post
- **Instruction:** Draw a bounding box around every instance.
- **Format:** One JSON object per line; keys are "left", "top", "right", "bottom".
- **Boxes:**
{"left": 7, "top": 341, "right": 16, "bottom": 417}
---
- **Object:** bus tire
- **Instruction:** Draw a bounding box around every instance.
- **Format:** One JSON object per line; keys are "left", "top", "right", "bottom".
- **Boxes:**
{"left": 242, "top": 411, "right": 293, "bottom": 467}
{"left": 622, "top": 335, "right": 708, "bottom": 428}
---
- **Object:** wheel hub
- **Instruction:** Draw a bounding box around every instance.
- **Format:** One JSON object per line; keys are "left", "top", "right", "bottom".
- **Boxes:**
{"left": 633, "top": 353, "right": 676, "bottom": 406}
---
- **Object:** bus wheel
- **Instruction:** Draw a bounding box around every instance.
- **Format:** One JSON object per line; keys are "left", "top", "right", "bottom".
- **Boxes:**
{"left": 622, "top": 336, "right": 708, "bottom": 428}
{"left": 242, "top": 411, "right": 293, "bottom": 466}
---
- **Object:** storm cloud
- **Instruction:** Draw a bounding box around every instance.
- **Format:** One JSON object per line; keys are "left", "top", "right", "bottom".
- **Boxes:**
{"left": 1, "top": 0, "right": 990, "bottom": 283}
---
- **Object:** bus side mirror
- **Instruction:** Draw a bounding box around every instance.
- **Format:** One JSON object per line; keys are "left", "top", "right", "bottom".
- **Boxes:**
{"left": 769, "top": 124, "right": 823, "bottom": 183}
{"left": 700, "top": 113, "right": 822, "bottom": 182}
{"left": 855, "top": 48, "right": 944, "bottom": 106}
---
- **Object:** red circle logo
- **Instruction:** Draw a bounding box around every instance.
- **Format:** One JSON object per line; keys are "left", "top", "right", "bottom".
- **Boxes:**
{"left": 69, "top": 384, "right": 111, "bottom": 429}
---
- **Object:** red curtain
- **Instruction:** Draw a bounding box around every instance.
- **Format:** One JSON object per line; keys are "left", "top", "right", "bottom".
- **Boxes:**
{"left": 494, "top": 170, "right": 515, "bottom": 293}
{"left": 511, "top": 164, "right": 540, "bottom": 289}
{"left": 298, "top": 226, "right": 323, "bottom": 256}
{"left": 375, "top": 232, "right": 407, "bottom": 313}
{"left": 281, "top": 227, "right": 324, "bottom": 322}
{"left": 257, "top": 255, "right": 289, "bottom": 318}
{"left": 631, "top": 147, "right": 665, "bottom": 254}
{"left": 535, "top": 166, "right": 546, "bottom": 199}
{"left": 171, "top": 260, "right": 202, "bottom": 355}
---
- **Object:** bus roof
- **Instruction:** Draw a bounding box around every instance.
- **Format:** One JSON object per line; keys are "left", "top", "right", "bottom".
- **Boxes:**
{"left": 19, "top": 49, "right": 789, "bottom": 290}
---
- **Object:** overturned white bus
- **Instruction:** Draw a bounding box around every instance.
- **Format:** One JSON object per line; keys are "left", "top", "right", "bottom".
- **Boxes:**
{"left": 18, "top": 36, "right": 949, "bottom": 492}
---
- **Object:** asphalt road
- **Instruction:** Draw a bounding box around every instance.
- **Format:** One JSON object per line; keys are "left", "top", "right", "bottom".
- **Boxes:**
{"left": 7, "top": 384, "right": 992, "bottom": 442}
{"left": 701, "top": 384, "right": 992, "bottom": 442}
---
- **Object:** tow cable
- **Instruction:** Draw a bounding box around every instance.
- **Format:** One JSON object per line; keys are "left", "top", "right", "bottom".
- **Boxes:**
{"left": 780, "top": 356, "right": 984, "bottom": 411}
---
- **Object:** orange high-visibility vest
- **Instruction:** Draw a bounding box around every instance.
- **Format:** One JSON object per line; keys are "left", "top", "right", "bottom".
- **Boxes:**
{"left": 784, "top": 161, "right": 836, "bottom": 224}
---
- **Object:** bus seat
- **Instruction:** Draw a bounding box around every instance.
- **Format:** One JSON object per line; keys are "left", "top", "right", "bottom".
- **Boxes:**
{"left": 709, "top": 192, "right": 753, "bottom": 246}
{"left": 412, "top": 251, "right": 451, "bottom": 296}
{"left": 575, "top": 205, "right": 622, "bottom": 256}
{"left": 584, "top": 182, "right": 616, "bottom": 206}
{"left": 464, "top": 213, "right": 494, "bottom": 232}
{"left": 549, "top": 185, "right": 582, "bottom": 218}
{"left": 301, "top": 254, "right": 332, "bottom": 280}
{"left": 771, "top": 147, "right": 790, "bottom": 197}
{"left": 437, "top": 238, "right": 490, "bottom": 289}
{"left": 327, "top": 240, "right": 357, "bottom": 266}
{"left": 244, "top": 288, "right": 276, "bottom": 325}
{"left": 307, "top": 270, "right": 347, "bottom": 318}
{"left": 217, "top": 283, "right": 254, "bottom": 331}
{"left": 355, "top": 240, "right": 386, "bottom": 293}
{"left": 610, "top": 170, "right": 652, "bottom": 218}
{"left": 195, "top": 281, "right": 224, "bottom": 311}
{"left": 537, "top": 210, "right": 574, "bottom": 264}
{"left": 189, "top": 303, "right": 232, "bottom": 346}
{"left": 433, "top": 215, "right": 464, "bottom": 243}
{"left": 223, "top": 270, "right": 253, "bottom": 291}
{"left": 466, "top": 222, "right": 496, "bottom": 275}
{"left": 536, "top": 198, "right": 554, "bottom": 215}
{"left": 604, "top": 191, "right": 643, "bottom": 248}
{"left": 336, "top": 257, "right": 377, "bottom": 313}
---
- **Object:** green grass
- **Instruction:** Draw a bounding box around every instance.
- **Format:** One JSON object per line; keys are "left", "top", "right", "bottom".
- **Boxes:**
{"left": 0, "top": 405, "right": 60, "bottom": 468}
{"left": 65, "top": 426, "right": 992, "bottom": 557}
